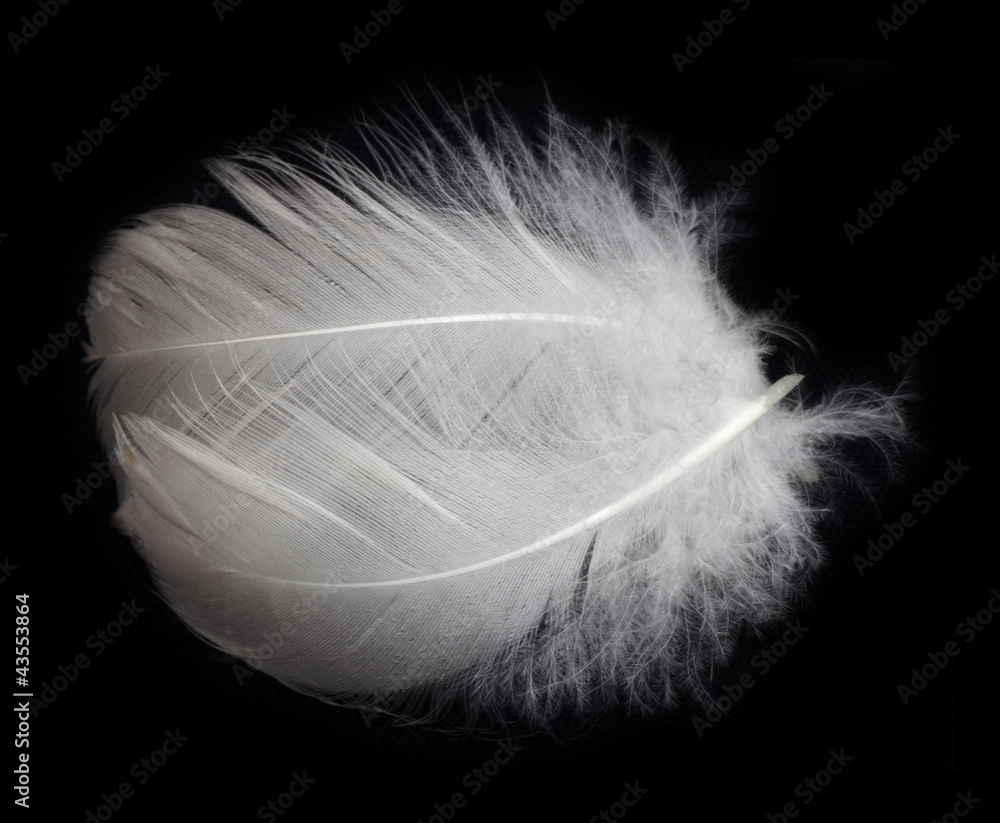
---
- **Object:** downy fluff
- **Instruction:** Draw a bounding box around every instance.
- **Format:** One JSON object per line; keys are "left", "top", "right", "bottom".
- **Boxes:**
{"left": 85, "top": 101, "right": 903, "bottom": 725}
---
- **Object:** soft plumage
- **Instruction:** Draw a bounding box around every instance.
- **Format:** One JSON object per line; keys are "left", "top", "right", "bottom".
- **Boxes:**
{"left": 85, "top": 101, "right": 903, "bottom": 725}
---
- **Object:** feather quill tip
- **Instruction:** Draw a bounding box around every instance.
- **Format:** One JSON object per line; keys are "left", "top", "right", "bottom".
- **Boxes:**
{"left": 84, "top": 100, "right": 905, "bottom": 727}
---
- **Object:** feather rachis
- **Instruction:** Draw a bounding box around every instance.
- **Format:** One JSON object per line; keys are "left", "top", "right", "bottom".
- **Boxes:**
{"left": 86, "top": 100, "right": 905, "bottom": 726}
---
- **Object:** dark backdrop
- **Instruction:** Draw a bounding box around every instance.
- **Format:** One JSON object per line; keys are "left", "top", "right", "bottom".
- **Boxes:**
{"left": 8, "top": 2, "right": 990, "bottom": 820}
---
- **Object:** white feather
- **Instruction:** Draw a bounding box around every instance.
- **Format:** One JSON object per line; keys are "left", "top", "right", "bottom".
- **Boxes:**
{"left": 85, "top": 102, "right": 903, "bottom": 724}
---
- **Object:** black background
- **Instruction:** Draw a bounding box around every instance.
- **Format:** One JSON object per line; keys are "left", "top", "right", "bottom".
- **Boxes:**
{"left": 7, "top": 0, "right": 992, "bottom": 820}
